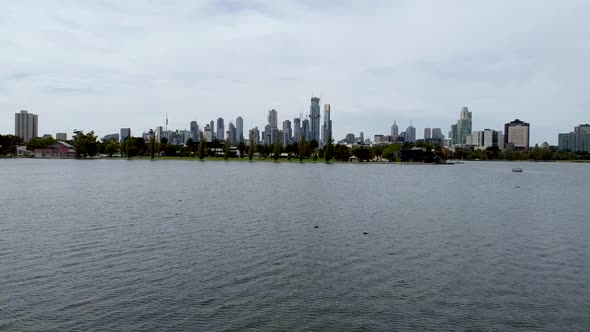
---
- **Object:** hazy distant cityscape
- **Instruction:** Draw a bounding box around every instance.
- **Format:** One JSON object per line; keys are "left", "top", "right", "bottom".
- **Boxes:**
{"left": 8, "top": 97, "right": 590, "bottom": 157}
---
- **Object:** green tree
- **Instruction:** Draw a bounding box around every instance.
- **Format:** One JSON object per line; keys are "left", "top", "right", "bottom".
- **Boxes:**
{"left": 148, "top": 129, "right": 158, "bottom": 159}
{"left": 104, "top": 140, "right": 119, "bottom": 157}
{"left": 324, "top": 136, "right": 334, "bottom": 162}
{"left": 248, "top": 132, "right": 255, "bottom": 160}
{"left": 382, "top": 144, "right": 402, "bottom": 161}
{"left": 0, "top": 135, "right": 23, "bottom": 156}
{"left": 199, "top": 132, "right": 206, "bottom": 160}
{"left": 26, "top": 136, "right": 56, "bottom": 151}
{"left": 298, "top": 135, "right": 307, "bottom": 161}
{"left": 273, "top": 131, "right": 282, "bottom": 161}
{"left": 72, "top": 130, "right": 98, "bottom": 159}
{"left": 334, "top": 144, "right": 352, "bottom": 161}
{"left": 224, "top": 135, "right": 231, "bottom": 160}
{"left": 237, "top": 141, "right": 246, "bottom": 158}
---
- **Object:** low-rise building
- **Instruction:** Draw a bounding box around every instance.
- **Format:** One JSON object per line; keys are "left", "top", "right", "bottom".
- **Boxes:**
{"left": 33, "top": 141, "right": 75, "bottom": 158}
{"left": 558, "top": 124, "right": 590, "bottom": 152}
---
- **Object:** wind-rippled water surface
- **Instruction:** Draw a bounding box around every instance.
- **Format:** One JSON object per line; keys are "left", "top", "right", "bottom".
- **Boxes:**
{"left": 1, "top": 159, "right": 590, "bottom": 331}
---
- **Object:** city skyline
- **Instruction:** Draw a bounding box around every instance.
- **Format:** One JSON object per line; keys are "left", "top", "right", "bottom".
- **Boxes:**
{"left": 2, "top": 1, "right": 590, "bottom": 144}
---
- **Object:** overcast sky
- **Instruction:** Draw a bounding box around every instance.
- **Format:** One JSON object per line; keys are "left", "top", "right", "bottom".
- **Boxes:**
{"left": 1, "top": 0, "right": 589, "bottom": 144}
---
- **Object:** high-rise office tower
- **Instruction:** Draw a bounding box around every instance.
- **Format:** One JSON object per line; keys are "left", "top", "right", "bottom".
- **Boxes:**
{"left": 216, "top": 118, "right": 224, "bottom": 140}
{"left": 406, "top": 124, "right": 416, "bottom": 143}
{"left": 228, "top": 122, "right": 236, "bottom": 146}
{"left": 424, "top": 128, "right": 432, "bottom": 140}
{"left": 120, "top": 128, "right": 131, "bottom": 143}
{"left": 391, "top": 121, "right": 399, "bottom": 137}
{"left": 309, "top": 97, "right": 321, "bottom": 143}
{"left": 322, "top": 104, "right": 332, "bottom": 147}
{"left": 432, "top": 128, "right": 444, "bottom": 140}
{"left": 236, "top": 116, "right": 244, "bottom": 143}
{"left": 210, "top": 120, "right": 215, "bottom": 138}
{"left": 250, "top": 127, "right": 260, "bottom": 145}
{"left": 204, "top": 124, "right": 213, "bottom": 142}
{"left": 282, "top": 120, "right": 292, "bottom": 146}
{"left": 559, "top": 124, "right": 590, "bottom": 152}
{"left": 293, "top": 117, "right": 301, "bottom": 143}
{"left": 190, "top": 121, "right": 199, "bottom": 141}
{"left": 504, "top": 119, "right": 530, "bottom": 149}
{"left": 268, "top": 109, "right": 278, "bottom": 129}
{"left": 14, "top": 110, "right": 38, "bottom": 142}
{"left": 302, "top": 119, "right": 310, "bottom": 141}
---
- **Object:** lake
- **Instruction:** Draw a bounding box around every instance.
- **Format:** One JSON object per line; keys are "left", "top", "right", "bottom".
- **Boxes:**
{"left": 1, "top": 159, "right": 589, "bottom": 331}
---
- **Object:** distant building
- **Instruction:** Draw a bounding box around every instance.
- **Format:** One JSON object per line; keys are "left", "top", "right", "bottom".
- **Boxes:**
{"left": 432, "top": 128, "right": 444, "bottom": 140}
{"left": 120, "top": 128, "right": 131, "bottom": 143}
{"left": 204, "top": 124, "right": 213, "bottom": 142}
{"left": 102, "top": 133, "right": 120, "bottom": 142}
{"left": 268, "top": 109, "right": 278, "bottom": 129}
{"left": 236, "top": 116, "right": 244, "bottom": 143}
{"left": 374, "top": 135, "right": 385, "bottom": 144}
{"left": 302, "top": 119, "right": 310, "bottom": 141}
{"left": 249, "top": 127, "right": 260, "bottom": 144}
{"left": 558, "top": 124, "right": 590, "bottom": 152}
{"left": 282, "top": 120, "right": 292, "bottom": 146}
{"left": 309, "top": 97, "right": 321, "bottom": 143}
{"left": 423, "top": 128, "right": 432, "bottom": 140}
{"left": 216, "top": 118, "right": 225, "bottom": 141}
{"left": 293, "top": 118, "right": 301, "bottom": 143}
{"left": 345, "top": 133, "right": 356, "bottom": 144}
{"left": 15, "top": 110, "right": 38, "bottom": 142}
{"left": 190, "top": 121, "right": 199, "bottom": 142}
{"left": 391, "top": 121, "right": 399, "bottom": 138}
{"left": 210, "top": 120, "right": 215, "bottom": 138}
{"left": 33, "top": 141, "right": 75, "bottom": 158}
{"left": 450, "top": 107, "right": 472, "bottom": 145}
{"left": 406, "top": 124, "right": 416, "bottom": 143}
{"left": 56, "top": 133, "right": 67, "bottom": 141}
{"left": 504, "top": 119, "right": 530, "bottom": 149}
{"left": 322, "top": 104, "right": 332, "bottom": 147}
{"left": 228, "top": 122, "right": 236, "bottom": 146}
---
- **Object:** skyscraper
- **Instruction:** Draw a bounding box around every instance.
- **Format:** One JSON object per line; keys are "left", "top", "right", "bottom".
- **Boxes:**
{"left": 236, "top": 116, "right": 244, "bottom": 143}
{"left": 309, "top": 97, "right": 321, "bottom": 143}
{"left": 228, "top": 122, "right": 236, "bottom": 146}
{"left": 322, "top": 104, "right": 332, "bottom": 147}
{"left": 282, "top": 120, "right": 292, "bottom": 145}
{"left": 216, "top": 118, "right": 224, "bottom": 140}
{"left": 391, "top": 121, "right": 399, "bottom": 137}
{"left": 120, "top": 128, "right": 131, "bottom": 143}
{"left": 210, "top": 120, "right": 215, "bottom": 138}
{"left": 450, "top": 107, "right": 472, "bottom": 145}
{"left": 406, "top": 124, "right": 416, "bottom": 143}
{"left": 14, "top": 110, "right": 38, "bottom": 142}
{"left": 424, "top": 128, "right": 432, "bottom": 140}
{"left": 302, "top": 119, "right": 310, "bottom": 141}
{"left": 293, "top": 117, "right": 301, "bottom": 143}
{"left": 432, "top": 128, "right": 444, "bottom": 140}
{"left": 559, "top": 124, "right": 590, "bottom": 152}
{"left": 190, "top": 121, "right": 199, "bottom": 141}
{"left": 504, "top": 119, "right": 530, "bottom": 149}
{"left": 268, "top": 109, "right": 278, "bottom": 129}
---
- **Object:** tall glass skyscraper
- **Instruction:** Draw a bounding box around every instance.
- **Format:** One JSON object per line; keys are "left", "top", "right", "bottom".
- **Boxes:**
{"left": 322, "top": 104, "right": 332, "bottom": 147}
{"left": 309, "top": 97, "right": 321, "bottom": 143}
{"left": 451, "top": 107, "right": 472, "bottom": 145}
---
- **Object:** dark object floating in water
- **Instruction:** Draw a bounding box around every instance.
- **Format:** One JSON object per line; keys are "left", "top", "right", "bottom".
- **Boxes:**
{"left": 314, "top": 225, "right": 319, "bottom": 228}
{"left": 363, "top": 232, "right": 368, "bottom": 235}
{"left": 512, "top": 168, "right": 523, "bottom": 173}
{"left": 516, "top": 185, "right": 520, "bottom": 188}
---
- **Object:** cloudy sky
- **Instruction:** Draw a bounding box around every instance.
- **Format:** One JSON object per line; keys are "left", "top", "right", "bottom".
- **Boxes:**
{"left": 1, "top": 0, "right": 589, "bottom": 144}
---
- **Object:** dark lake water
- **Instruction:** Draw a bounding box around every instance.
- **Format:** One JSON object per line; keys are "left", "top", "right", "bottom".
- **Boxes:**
{"left": 1, "top": 159, "right": 590, "bottom": 331}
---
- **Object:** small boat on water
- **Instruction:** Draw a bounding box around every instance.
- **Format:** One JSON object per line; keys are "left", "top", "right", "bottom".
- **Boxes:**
{"left": 512, "top": 167, "right": 523, "bottom": 173}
